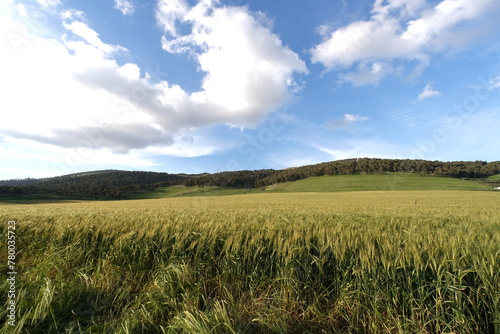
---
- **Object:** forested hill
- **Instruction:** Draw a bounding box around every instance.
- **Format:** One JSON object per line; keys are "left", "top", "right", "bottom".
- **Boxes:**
{"left": 170, "top": 159, "right": 500, "bottom": 188}
{"left": 256, "top": 158, "right": 500, "bottom": 186}
{"left": 1, "top": 158, "right": 500, "bottom": 199}
{"left": 0, "top": 170, "right": 195, "bottom": 199}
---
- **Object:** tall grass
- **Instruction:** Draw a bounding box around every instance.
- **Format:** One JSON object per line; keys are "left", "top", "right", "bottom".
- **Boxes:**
{"left": 0, "top": 191, "right": 499, "bottom": 333}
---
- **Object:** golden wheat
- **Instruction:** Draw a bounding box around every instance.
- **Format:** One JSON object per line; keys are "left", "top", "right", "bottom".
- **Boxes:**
{"left": 0, "top": 191, "right": 498, "bottom": 333}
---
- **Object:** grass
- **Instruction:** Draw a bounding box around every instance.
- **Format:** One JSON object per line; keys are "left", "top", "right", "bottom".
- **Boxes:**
{"left": 125, "top": 173, "right": 493, "bottom": 200}
{"left": 0, "top": 190, "right": 499, "bottom": 333}
{"left": 2, "top": 173, "right": 493, "bottom": 203}
{"left": 266, "top": 173, "right": 493, "bottom": 193}
{"left": 123, "top": 186, "right": 256, "bottom": 200}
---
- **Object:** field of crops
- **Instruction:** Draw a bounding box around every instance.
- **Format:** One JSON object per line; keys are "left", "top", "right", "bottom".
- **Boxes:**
{"left": 1, "top": 191, "right": 499, "bottom": 333}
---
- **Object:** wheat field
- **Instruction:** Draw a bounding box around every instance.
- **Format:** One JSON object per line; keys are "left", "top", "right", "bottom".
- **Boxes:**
{"left": 1, "top": 191, "right": 499, "bottom": 333}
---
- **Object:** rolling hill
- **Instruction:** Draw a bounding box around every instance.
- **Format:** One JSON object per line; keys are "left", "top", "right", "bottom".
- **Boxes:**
{"left": 265, "top": 173, "right": 494, "bottom": 193}
{"left": 122, "top": 173, "right": 496, "bottom": 200}
{"left": 1, "top": 158, "right": 500, "bottom": 201}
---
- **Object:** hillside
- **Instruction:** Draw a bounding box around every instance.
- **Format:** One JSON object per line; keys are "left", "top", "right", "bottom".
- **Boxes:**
{"left": 0, "top": 170, "right": 195, "bottom": 200}
{"left": 266, "top": 173, "right": 493, "bottom": 193}
{"left": 488, "top": 174, "right": 500, "bottom": 180}
{"left": 1, "top": 158, "right": 500, "bottom": 200}
{"left": 121, "top": 173, "right": 496, "bottom": 200}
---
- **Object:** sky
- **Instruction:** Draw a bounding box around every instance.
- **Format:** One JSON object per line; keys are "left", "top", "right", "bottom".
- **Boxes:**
{"left": 1, "top": 0, "right": 500, "bottom": 179}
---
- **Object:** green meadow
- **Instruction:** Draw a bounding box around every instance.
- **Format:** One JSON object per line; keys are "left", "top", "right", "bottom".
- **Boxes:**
{"left": 1, "top": 188, "right": 499, "bottom": 333}
{"left": 122, "top": 185, "right": 256, "bottom": 200}
{"left": 124, "top": 173, "right": 494, "bottom": 200}
{"left": 266, "top": 173, "right": 493, "bottom": 192}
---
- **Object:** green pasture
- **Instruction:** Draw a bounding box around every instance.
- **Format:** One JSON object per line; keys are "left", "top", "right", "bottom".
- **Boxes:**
{"left": 126, "top": 173, "right": 494, "bottom": 200}
{"left": 267, "top": 173, "right": 493, "bottom": 192}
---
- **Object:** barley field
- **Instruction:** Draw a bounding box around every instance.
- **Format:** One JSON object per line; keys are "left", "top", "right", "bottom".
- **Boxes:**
{"left": 1, "top": 191, "right": 499, "bottom": 333}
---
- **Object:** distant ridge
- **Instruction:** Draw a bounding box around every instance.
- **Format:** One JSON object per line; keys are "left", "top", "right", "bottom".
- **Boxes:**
{"left": 60, "top": 169, "right": 121, "bottom": 177}
{"left": 0, "top": 169, "right": 192, "bottom": 186}
{"left": 1, "top": 158, "right": 500, "bottom": 200}
{"left": 0, "top": 169, "right": 121, "bottom": 186}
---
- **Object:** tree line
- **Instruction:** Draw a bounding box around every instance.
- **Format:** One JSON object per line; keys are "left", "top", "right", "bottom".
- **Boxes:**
{"left": 255, "top": 158, "right": 500, "bottom": 187}
{"left": 1, "top": 159, "right": 499, "bottom": 199}
{"left": 0, "top": 170, "right": 191, "bottom": 199}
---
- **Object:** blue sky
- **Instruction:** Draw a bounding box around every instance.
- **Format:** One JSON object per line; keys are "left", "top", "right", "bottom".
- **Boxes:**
{"left": 1, "top": 0, "right": 500, "bottom": 179}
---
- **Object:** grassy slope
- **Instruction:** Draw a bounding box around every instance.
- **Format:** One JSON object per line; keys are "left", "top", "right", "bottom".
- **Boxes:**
{"left": 122, "top": 186, "right": 257, "bottom": 200}
{"left": 126, "top": 173, "right": 493, "bottom": 200}
{"left": 5, "top": 174, "right": 493, "bottom": 202}
{"left": 267, "top": 173, "right": 493, "bottom": 193}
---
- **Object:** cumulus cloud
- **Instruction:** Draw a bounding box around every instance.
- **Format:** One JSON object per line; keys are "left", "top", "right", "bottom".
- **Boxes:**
{"left": 114, "top": 0, "right": 134, "bottom": 16}
{"left": 311, "top": 0, "right": 500, "bottom": 85}
{"left": 327, "top": 114, "right": 368, "bottom": 128}
{"left": 0, "top": 0, "right": 307, "bottom": 155}
{"left": 3, "top": 124, "right": 173, "bottom": 154}
{"left": 156, "top": 0, "right": 308, "bottom": 126}
{"left": 418, "top": 83, "right": 441, "bottom": 101}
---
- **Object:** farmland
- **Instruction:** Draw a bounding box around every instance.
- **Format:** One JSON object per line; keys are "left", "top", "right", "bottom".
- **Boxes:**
{"left": 122, "top": 173, "right": 495, "bottom": 200}
{"left": 1, "top": 190, "right": 499, "bottom": 333}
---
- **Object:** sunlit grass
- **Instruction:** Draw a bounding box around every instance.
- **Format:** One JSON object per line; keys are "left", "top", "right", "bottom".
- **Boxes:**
{"left": 267, "top": 173, "right": 493, "bottom": 192}
{"left": 123, "top": 185, "right": 256, "bottom": 200}
{"left": 0, "top": 191, "right": 499, "bottom": 333}
{"left": 124, "top": 173, "right": 493, "bottom": 201}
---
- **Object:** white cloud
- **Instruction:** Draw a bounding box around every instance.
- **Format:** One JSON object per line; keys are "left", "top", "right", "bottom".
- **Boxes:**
{"left": 418, "top": 83, "right": 441, "bottom": 101}
{"left": 314, "top": 140, "right": 407, "bottom": 160}
{"left": 311, "top": 0, "right": 500, "bottom": 85}
{"left": 34, "top": 0, "right": 60, "bottom": 8}
{"left": 156, "top": 0, "right": 308, "bottom": 126}
{"left": 327, "top": 114, "right": 369, "bottom": 128}
{"left": 0, "top": 13, "right": 163, "bottom": 154}
{"left": 345, "top": 114, "right": 369, "bottom": 122}
{"left": 114, "top": 0, "right": 134, "bottom": 16}
{"left": 0, "top": 0, "right": 306, "bottom": 161}
{"left": 144, "top": 134, "right": 227, "bottom": 158}
{"left": 372, "top": 0, "right": 427, "bottom": 19}
{"left": 14, "top": 3, "right": 28, "bottom": 17}
{"left": 339, "top": 61, "right": 392, "bottom": 86}
{"left": 489, "top": 76, "right": 500, "bottom": 89}
{"left": 60, "top": 8, "right": 85, "bottom": 21}
{"left": 63, "top": 21, "right": 127, "bottom": 55}
{"left": 155, "top": 0, "right": 189, "bottom": 37}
